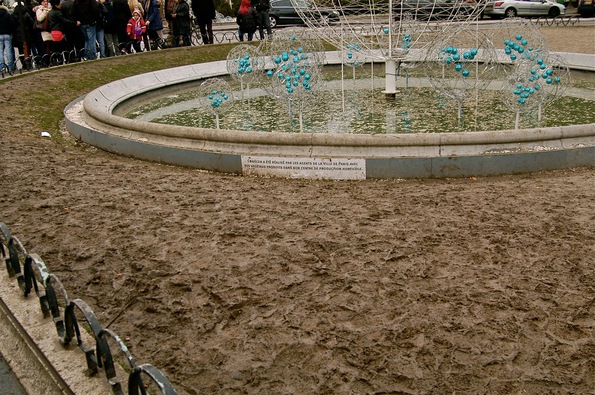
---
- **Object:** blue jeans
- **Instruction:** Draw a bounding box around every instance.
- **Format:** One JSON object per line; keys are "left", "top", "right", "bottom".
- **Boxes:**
{"left": 0, "top": 34, "right": 15, "bottom": 70}
{"left": 96, "top": 28, "right": 105, "bottom": 58}
{"left": 80, "top": 24, "right": 97, "bottom": 60}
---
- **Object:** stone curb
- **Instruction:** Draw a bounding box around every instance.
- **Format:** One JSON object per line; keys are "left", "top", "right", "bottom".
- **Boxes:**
{"left": 69, "top": 51, "right": 595, "bottom": 179}
{"left": 0, "top": 269, "right": 112, "bottom": 394}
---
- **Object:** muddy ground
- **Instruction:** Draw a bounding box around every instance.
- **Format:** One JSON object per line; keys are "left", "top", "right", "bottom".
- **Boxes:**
{"left": 0, "top": 25, "right": 594, "bottom": 394}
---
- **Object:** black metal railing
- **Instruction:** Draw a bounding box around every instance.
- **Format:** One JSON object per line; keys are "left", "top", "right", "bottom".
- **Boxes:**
{"left": 0, "top": 221, "right": 178, "bottom": 395}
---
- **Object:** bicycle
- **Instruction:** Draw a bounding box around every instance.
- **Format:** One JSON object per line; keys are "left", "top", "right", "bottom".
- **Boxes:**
{"left": 0, "top": 62, "right": 14, "bottom": 78}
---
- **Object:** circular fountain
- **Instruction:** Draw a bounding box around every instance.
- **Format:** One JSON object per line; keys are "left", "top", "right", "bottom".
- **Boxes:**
{"left": 65, "top": 11, "right": 594, "bottom": 180}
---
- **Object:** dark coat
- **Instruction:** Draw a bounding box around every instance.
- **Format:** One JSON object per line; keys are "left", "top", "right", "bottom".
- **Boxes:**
{"left": 0, "top": 5, "right": 14, "bottom": 36}
{"left": 73, "top": 0, "right": 100, "bottom": 25}
{"left": 192, "top": 0, "right": 215, "bottom": 24}
{"left": 172, "top": 0, "right": 190, "bottom": 32}
{"left": 236, "top": 8, "right": 256, "bottom": 34}
{"left": 48, "top": 6, "right": 77, "bottom": 33}
{"left": 112, "top": 0, "right": 132, "bottom": 42}
{"left": 141, "top": 0, "right": 163, "bottom": 31}
{"left": 251, "top": 0, "right": 270, "bottom": 12}
{"left": 101, "top": 0, "right": 118, "bottom": 34}
{"left": 11, "top": 3, "right": 34, "bottom": 46}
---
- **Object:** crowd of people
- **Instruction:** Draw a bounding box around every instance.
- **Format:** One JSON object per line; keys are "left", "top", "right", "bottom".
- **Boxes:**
{"left": 0, "top": 0, "right": 273, "bottom": 72}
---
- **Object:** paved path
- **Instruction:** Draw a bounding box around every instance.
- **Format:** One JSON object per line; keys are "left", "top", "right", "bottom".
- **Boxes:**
{"left": 0, "top": 353, "right": 26, "bottom": 395}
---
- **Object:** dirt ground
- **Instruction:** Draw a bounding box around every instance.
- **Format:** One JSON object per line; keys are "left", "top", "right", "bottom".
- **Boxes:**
{"left": 0, "top": 26, "right": 594, "bottom": 394}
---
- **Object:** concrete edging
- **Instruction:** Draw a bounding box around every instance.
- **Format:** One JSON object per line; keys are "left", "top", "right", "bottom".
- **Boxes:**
{"left": 66, "top": 53, "right": 595, "bottom": 179}
{"left": 0, "top": 270, "right": 113, "bottom": 395}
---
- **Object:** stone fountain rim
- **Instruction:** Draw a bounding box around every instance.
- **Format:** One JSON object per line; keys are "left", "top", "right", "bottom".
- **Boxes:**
{"left": 66, "top": 52, "right": 595, "bottom": 179}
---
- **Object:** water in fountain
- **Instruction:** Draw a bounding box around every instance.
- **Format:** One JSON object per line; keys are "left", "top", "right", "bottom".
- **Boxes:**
{"left": 126, "top": 10, "right": 591, "bottom": 134}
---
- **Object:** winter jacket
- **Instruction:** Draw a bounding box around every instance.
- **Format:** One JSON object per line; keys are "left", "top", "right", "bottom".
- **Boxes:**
{"left": 48, "top": 6, "right": 78, "bottom": 33}
{"left": 252, "top": 0, "right": 270, "bottom": 12}
{"left": 11, "top": 4, "right": 34, "bottom": 46}
{"left": 192, "top": 0, "right": 215, "bottom": 24}
{"left": 113, "top": 0, "right": 132, "bottom": 41}
{"left": 141, "top": 0, "right": 163, "bottom": 31}
{"left": 172, "top": 0, "right": 190, "bottom": 32}
{"left": 126, "top": 16, "right": 146, "bottom": 40}
{"left": 236, "top": 7, "right": 257, "bottom": 34}
{"left": 101, "top": 0, "right": 117, "bottom": 34}
{"left": 73, "top": 0, "right": 100, "bottom": 25}
{"left": 0, "top": 5, "right": 14, "bottom": 36}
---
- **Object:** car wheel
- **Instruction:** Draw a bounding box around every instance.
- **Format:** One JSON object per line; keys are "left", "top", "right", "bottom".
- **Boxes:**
{"left": 548, "top": 7, "right": 561, "bottom": 17}
{"left": 269, "top": 16, "right": 278, "bottom": 28}
{"left": 319, "top": 14, "right": 330, "bottom": 25}
{"left": 504, "top": 7, "right": 517, "bottom": 17}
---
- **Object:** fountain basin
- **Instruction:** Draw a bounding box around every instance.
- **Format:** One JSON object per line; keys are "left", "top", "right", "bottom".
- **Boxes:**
{"left": 65, "top": 54, "right": 594, "bottom": 180}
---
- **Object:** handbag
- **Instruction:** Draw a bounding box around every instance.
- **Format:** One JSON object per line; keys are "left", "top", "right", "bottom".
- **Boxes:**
{"left": 35, "top": 11, "right": 50, "bottom": 32}
{"left": 42, "top": 16, "right": 49, "bottom": 31}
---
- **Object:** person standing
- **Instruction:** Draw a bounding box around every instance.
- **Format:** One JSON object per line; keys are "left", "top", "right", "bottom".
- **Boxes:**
{"left": 170, "top": 0, "right": 190, "bottom": 47}
{"left": 11, "top": 0, "right": 34, "bottom": 66}
{"left": 141, "top": 0, "right": 164, "bottom": 49}
{"left": 34, "top": 0, "right": 52, "bottom": 56}
{"left": 236, "top": 0, "right": 256, "bottom": 42}
{"left": 94, "top": 0, "right": 106, "bottom": 57}
{"left": 73, "top": 0, "right": 100, "bottom": 60}
{"left": 101, "top": 0, "right": 118, "bottom": 56}
{"left": 126, "top": 7, "right": 145, "bottom": 52}
{"left": 191, "top": 0, "right": 214, "bottom": 45}
{"left": 252, "top": 0, "right": 272, "bottom": 40}
{"left": 0, "top": 0, "right": 15, "bottom": 71}
{"left": 112, "top": 0, "right": 131, "bottom": 53}
{"left": 48, "top": 0, "right": 80, "bottom": 54}
{"left": 60, "top": 0, "right": 83, "bottom": 52}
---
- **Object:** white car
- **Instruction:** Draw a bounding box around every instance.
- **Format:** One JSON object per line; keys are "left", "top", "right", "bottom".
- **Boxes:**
{"left": 483, "top": 0, "right": 566, "bottom": 17}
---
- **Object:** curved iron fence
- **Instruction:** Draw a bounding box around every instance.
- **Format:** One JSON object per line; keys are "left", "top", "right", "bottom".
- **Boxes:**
{"left": 0, "top": 221, "right": 178, "bottom": 395}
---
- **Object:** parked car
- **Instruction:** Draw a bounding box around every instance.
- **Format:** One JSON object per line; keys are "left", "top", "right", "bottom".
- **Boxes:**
{"left": 577, "top": 0, "right": 595, "bottom": 16}
{"left": 393, "top": 0, "right": 481, "bottom": 20}
{"left": 483, "top": 0, "right": 566, "bottom": 17}
{"left": 269, "top": 0, "right": 340, "bottom": 28}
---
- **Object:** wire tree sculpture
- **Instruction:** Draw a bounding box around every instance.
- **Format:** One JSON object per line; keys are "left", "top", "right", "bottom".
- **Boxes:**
{"left": 258, "top": 32, "right": 325, "bottom": 132}
{"left": 226, "top": 44, "right": 264, "bottom": 99}
{"left": 422, "top": 24, "right": 499, "bottom": 127}
{"left": 496, "top": 18, "right": 569, "bottom": 129}
{"left": 291, "top": 0, "right": 486, "bottom": 95}
{"left": 197, "top": 78, "right": 235, "bottom": 129}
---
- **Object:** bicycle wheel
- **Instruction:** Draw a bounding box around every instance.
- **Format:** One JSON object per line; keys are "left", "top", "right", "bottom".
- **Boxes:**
{"left": 41, "top": 54, "right": 51, "bottom": 68}
{"left": 50, "top": 52, "right": 63, "bottom": 66}
{"left": 191, "top": 31, "right": 202, "bottom": 46}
